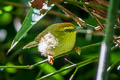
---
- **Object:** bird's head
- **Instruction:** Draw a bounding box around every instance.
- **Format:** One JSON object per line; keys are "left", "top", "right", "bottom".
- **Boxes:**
{"left": 50, "top": 23, "right": 76, "bottom": 33}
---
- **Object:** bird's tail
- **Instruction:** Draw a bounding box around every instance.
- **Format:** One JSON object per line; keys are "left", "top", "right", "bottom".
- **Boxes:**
{"left": 23, "top": 41, "right": 38, "bottom": 49}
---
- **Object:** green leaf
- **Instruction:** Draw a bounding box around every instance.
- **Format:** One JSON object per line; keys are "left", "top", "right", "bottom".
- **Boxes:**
{"left": 8, "top": 4, "right": 54, "bottom": 53}
{"left": 60, "top": 64, "right": 72, "bottom": 76}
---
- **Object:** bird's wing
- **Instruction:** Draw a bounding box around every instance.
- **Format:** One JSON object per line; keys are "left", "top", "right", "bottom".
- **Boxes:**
{"left": 23, "top": 29, "right": 49, "bottom": 49}
{"left": 35, "top": 29, "right": 49, "bottom": 42}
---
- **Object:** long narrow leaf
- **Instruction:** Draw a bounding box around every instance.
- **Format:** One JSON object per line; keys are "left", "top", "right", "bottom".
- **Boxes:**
{"left": 8, "top": 4, "right": 54, "bottom": 53}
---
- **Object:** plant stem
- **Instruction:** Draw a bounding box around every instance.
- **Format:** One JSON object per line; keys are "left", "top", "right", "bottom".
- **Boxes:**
{"left": 37, "top": 57, "right": 98, "bottom": 80}
{"left": 66, "top": 0, "right": 107, "bottom": 10}
{"left": 0, "top": 1, "right": 28, "bottom": 8}
{"left": 0, "top": 59, "right": 48, "bottom": 69}
{"left": 107, "top": 60, "right": 120, "bottom": 72}
{"left": 0, "top": 65, "right": 29, "bottom": 69}
{"left": 69, "top": 67, "right": 79, "bottom": 80}
{"left": 80, "top": 0, "right": 105, "bottom": 32}
{"left": 96, "top": 0, "right": 120, "bottom": 80}
{"left": 55, "top": 3, "right": 86, "bottom": 27}
{"left": 0, "top": 43, "right": 100, "bottom": 69}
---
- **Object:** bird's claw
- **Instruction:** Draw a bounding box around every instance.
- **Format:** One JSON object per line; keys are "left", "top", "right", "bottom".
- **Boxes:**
{"left": 48, "top": 55, "right": 54, "bottom": 65}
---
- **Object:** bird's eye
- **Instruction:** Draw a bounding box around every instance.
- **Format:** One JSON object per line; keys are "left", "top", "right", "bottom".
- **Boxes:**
{"left": 64, "top": 29, "right": 75, "bottom": 32}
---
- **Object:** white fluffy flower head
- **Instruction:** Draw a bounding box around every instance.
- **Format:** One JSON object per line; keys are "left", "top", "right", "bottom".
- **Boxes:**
{"left": 38, "top": 32, "right": 58, "bottom": 57}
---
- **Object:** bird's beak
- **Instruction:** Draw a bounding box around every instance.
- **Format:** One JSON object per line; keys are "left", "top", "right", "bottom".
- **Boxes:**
{"left": 74, "top": 27, "right": 83, "bottom": 32}
{"left": 74, "top": 27, "right": 79, "bottom": 32}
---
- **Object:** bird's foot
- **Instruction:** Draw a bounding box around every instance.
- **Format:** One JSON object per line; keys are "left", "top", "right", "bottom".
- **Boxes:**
{"left": 48, "top": 55, "right": 54, "bottom": 65}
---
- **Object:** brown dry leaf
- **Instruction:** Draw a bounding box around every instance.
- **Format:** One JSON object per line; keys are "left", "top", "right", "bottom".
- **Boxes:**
{"left": 30, "top": 0, "right": 45, "bottom": 9}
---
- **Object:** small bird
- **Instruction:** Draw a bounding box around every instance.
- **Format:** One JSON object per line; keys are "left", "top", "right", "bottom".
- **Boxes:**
{"left": 23, "top": 23, "right": 77, "bottom": 64}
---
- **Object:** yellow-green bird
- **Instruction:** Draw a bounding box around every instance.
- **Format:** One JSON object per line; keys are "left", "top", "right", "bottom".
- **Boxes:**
{"left": 23, "top": 23, "right": 77, "bottom": 64}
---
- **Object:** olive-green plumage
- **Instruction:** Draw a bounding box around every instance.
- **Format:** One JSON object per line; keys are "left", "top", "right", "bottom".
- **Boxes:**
{"left": 23, "top": 23, "right": 77, "bottom": 57}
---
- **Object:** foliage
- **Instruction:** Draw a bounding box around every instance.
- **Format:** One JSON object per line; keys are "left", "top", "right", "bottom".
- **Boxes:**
{"left": 0, "top": 0, "right": 120, "bottom": 80}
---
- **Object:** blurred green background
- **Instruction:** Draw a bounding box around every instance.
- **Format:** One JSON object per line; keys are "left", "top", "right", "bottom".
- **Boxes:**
{"left": 0, "top": 0, "right": 120, "bottom": 80}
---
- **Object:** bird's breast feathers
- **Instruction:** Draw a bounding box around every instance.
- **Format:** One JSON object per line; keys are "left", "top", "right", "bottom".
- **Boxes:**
{"left": 38, "top": 32, "right": 59, "bottom": 57}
